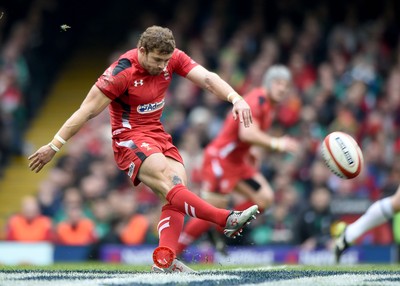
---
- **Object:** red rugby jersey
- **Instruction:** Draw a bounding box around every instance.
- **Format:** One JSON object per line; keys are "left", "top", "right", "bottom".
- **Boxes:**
{"left": 207, "top": 87, "right": 274, "bottom": 162}
{"left": 96, "top": 48, "right": 198, "bottom": 136}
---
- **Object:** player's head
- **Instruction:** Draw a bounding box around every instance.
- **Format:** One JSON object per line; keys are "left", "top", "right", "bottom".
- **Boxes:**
{"left": 137, "top": 26, "right": 176, "bottom": 75}
{"left": 262, "top": 65, "right": 292, "bottom": 103}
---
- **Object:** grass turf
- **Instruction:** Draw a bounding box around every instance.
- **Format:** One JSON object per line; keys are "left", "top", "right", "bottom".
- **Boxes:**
{"left": 0, "top": 262, "right": 399, "bottom": 272}
{"left": 1, "top": 263, "right": 400, "bottom": 286}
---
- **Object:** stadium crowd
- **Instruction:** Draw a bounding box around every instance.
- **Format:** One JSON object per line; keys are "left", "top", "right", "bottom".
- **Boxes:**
{"left": 2, "top": 0, "right": 400, "bottom": 255}
{"left": 0, "top": 0, "right": 83, "bottom": 177}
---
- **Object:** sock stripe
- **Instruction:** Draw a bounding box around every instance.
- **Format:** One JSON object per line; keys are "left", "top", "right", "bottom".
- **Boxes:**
{"left": 184, "top": 202, "right": 189, "bottom": 216}
{"left": 184, "top": 202, "right": 197, "bottom": 218}
{"left": 158, "top": 216, "right": 171, "bottom": 237}
{"left": 158, "top": 216, "right": 171, "bottom": 228}
{"left": 190, "top": 205, "right": 196, "bottom": 218}
{"left": 158, "top": 221, "right": 170, "bottom": 237}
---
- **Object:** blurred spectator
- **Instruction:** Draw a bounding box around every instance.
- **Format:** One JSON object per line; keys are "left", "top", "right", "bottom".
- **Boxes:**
{"left": 90, "top": 196, "right": 112, "bottom": 239}
{"left": 0, "top": 68, "right": 24, "bottom": 160}
{"left": 88, "top": 192, "right": 150, "bottom": 259}
{"left": 303, "top": 62, "right": 338, "bottom": 128}
{"left": 6, "top": 195, "right": 52, "bottom": 242}
{"left": 250, "top": 204, "right": 295, "bottom": 245}
{"left": 53, "top": 187, "right": 92, "bottom": 224}
{"left": 79, "top": 173, "right": 109, "bottom": 202}
{"left": 55, "top": 204, "right": 97, "bottom": 245}
{"left": 37, "top": 178, "right": 63, "bottom": 217}
{"left": 288, "top": 50, "right": 317, "bottom": 94}
{"left": 114, "top": 193, "right": 149, "bottom": 245}
{"left": 294, "top": 186, "right": 336, "bottom": 250}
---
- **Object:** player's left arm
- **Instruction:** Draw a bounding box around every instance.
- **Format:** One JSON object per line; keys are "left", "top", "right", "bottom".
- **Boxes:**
{"left": 239, "top": 121, "right": 300, "bottom": 154}
{"left": 186, "top": 65, "right": 253, "bottom": 127}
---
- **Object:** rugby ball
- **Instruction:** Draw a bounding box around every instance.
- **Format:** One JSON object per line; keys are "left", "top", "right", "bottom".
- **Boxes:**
{"left": 320, "top": 131, "right": 363, "bottom": 179}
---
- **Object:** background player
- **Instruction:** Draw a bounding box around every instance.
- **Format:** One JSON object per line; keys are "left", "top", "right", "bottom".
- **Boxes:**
{"left": 177, "top": 65, "right": 300, "bottom": 256}
{"left": 27, "top": 25, "right": 259, "bottom": 273}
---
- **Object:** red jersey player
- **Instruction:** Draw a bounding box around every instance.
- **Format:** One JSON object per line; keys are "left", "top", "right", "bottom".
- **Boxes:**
{"left": 28, "top": 26, "right": 259, "bottom": 272}
{"left": 177, "top": 65, "right": 300, "bottom": 256}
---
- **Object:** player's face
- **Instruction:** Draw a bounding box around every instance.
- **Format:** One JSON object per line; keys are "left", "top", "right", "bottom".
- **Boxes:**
{"left": 139, "top": 48, "right": 172, "bottom": 75}
{"left": 269, "top": 79, "right": 291, "bottom": 103}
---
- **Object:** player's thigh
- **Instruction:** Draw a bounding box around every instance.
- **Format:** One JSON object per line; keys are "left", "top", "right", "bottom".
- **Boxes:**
{"left": 138, "top": 153, "right": 174, "bottom": 194}
{"left": 235, "top": 172, "right": 274, "bottom": 208}
{"left": 138, "top": 153, "right": 185, "bottom": 196}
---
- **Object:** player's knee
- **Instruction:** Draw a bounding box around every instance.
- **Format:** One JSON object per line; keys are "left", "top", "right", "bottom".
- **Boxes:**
{"left": 257, "top": 190, "right": 274, "bottom": 211}
{"left": 139, "top": 169, "right": 177, "bottom": 198}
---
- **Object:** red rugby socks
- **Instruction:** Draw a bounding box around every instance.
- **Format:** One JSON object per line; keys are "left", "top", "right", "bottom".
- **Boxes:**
{"left": 157, "top": 204, "right": 185, "bottom": 255}
{"left": 166, "top": 184, "right": 230, "bottom": 227}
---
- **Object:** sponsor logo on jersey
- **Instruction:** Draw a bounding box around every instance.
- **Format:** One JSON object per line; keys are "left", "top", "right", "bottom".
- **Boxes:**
{"left": 137, "top": 99, "right": 165, "bottom": 114}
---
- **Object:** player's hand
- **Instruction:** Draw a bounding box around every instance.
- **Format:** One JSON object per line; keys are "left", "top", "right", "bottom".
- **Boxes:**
{"left": 28, "top": 145, "right": 57, "bottom": 173}
{"left": 232, "top": 98, "right": 253, "bottom": 128}
{"left": 270, "top": 136, "right": 300, "bottom": 154}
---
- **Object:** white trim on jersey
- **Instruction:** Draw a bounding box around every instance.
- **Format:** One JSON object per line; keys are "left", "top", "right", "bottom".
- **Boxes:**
{"left": 219, "top": 142, "right": 236, "bottom": 158}
{"left": 116, "top": 140, "right": 135, "bottom": 148}
{"left": 122, "top": 117, "right": 132, "bottom": 129}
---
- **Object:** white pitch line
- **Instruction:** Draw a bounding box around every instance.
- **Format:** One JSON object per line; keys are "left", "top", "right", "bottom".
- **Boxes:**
{"left": 241, "top": 273, "right": 400, "bottom": 286}
{"left": 1, "top": 270, "right": 399, "bottom": 286}
{"left": 0, "top": 271, "right": 240, "bottom": 286}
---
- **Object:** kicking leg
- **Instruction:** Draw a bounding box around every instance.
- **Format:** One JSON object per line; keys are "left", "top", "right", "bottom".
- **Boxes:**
{"left": 139, "top": 154, "right": 258, "bottom": 232}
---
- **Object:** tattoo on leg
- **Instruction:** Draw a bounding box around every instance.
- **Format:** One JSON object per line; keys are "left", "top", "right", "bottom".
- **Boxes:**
{"left": 172, "top": 175, "right": 182, "bottom": 185}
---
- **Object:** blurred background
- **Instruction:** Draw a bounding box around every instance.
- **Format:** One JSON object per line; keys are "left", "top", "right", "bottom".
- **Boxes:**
{"left": 0, "top": 0, "right": 400, "bottom": 265}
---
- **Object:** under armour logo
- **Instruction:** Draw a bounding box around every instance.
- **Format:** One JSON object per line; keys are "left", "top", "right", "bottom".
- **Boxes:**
{"left": 230, "top": 218, "right": 238, "bottom": 227}
{"left": 134, "top": 79, "right": 143, "bottom": 87}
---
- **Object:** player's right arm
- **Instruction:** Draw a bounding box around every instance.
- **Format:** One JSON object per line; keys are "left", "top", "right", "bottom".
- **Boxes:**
{"left": 28, "top": 85, "right": 111, "bottom": 173}
{"left": 186, "top": 65, "right": 253, "bottom": 128}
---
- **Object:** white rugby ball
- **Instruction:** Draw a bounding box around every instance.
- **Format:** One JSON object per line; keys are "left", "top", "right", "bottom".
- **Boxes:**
{"left": 320, "top": 131, "right": 363, "bottom": 179}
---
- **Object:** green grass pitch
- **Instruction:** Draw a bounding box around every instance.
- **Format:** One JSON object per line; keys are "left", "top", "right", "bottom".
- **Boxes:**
{"left": 0, "top": 263, "right": 400, "bottom": 285}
